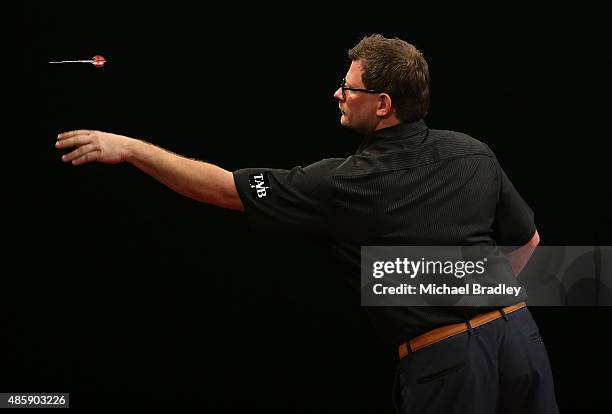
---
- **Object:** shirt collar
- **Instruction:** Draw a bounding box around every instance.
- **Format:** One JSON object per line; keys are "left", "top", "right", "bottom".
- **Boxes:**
{"left": 356, "top": 119, "right": 429, "bottom": 155}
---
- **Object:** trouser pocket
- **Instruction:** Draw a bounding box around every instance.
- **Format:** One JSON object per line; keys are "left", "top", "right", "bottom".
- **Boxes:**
{"left": 416, "top": 362, "right": 466, "bottom": 384}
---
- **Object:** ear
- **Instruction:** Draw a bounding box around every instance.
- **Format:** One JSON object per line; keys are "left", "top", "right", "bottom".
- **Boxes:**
{"left": 376, "top": 93, "right": 393, "bottom": 117}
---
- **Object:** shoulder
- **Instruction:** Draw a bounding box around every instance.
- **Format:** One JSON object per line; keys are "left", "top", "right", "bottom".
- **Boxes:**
{"left": 429, "top": 128, "right": 495, "bottom": 157}
{"left": 294, "top": 157, "right": 347, "bottom": 178}
{"left": 302, "top": 157, "right": 347, "bottom": 171}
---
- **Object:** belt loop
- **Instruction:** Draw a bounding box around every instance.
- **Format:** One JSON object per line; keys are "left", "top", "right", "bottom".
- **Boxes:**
{"left": 399, "top": 342, "right": 410, "bottom": 359}
{"left": 466, "top": 320, "right": 475, "bottom": 336}
{"left": 499, "top": 308, "right": 510, "bottom": 321}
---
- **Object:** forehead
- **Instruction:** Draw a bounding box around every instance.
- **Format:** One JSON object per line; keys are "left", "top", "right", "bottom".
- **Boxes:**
{"left": 346, "top": 60, "right": 364, "bottom": 86}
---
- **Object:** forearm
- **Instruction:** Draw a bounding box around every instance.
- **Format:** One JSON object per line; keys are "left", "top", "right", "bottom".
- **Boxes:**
{"left": 56, "top": 130, "right": 244, "bottom": 210}
{"left": 505, "top": 230, "right": 540, "bottom": 277}
{"left": 124, "top": 138, "right": 244, "bottom": 211}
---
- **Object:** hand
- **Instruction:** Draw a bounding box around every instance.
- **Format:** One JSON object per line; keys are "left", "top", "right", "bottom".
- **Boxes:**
{"left": 56, "top": 130, "right": 132, "bottom": 166}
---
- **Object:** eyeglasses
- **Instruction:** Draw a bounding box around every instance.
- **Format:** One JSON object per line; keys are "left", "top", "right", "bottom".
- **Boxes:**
{"left": 340, "top": 77, "right": 380, "bottom": 100}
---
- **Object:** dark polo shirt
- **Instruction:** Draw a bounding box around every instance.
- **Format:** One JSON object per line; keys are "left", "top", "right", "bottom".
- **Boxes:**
{"left": 233, "top": 119, "right": 535, "bottom": 345}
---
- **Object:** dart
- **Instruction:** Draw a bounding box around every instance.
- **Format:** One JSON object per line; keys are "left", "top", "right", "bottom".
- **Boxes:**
{"left": 49, "top": 55, "right": 106, "bottom": 68}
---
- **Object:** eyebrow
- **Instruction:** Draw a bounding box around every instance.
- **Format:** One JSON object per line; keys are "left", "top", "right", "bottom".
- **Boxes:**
{"left": 344, "top": 78, "right": 357, "bottom": 88}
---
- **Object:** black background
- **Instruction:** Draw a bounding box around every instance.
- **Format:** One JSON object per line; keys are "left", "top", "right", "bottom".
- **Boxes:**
{"left": 15, "top": 1, "right": 611, "bottom": 411}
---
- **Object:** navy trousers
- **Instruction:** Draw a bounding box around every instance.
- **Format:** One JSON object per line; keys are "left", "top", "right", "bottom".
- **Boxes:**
{"left": 392, "top": 307, "right": 559, "bottom": 413}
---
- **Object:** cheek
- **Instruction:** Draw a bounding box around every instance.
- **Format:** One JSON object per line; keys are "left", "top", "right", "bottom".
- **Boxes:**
{"left": 347, "top": 103, "right": 364, "bottom": 119}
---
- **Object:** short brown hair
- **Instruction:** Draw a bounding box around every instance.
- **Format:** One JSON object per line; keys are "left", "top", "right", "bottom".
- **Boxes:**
{"left": 348, "top": 34, "right": 430, "bottom": 123}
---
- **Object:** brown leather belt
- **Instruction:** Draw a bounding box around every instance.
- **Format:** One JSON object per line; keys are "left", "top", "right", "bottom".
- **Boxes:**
{"left": 398, "top": 302, "right": 526, "bottom": 359}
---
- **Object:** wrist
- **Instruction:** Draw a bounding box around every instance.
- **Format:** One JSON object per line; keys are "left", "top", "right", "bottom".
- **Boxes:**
{"left": 121, "top": 137, "right": 142, "bottom": 163}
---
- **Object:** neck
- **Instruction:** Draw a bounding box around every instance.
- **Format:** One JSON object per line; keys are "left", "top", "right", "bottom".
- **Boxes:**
{"left": 372, "top": 115, "right": 402, "bottom": 134}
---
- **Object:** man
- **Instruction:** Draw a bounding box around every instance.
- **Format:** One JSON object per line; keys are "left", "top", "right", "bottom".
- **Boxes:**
{"left": 56, "top": 34, "right": 558, "bottom": 413}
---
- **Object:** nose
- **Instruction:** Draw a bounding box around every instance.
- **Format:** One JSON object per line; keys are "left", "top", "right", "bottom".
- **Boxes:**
{"left": 334, "top": 87, "right": 344, "bottom": 101}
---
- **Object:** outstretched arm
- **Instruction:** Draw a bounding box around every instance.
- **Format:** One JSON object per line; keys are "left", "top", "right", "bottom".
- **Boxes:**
{"left": 56, "top": 130, "right": 244, "bottom": 211}
{"left": 505, "top": 230, "right": 540, "bottom": 277}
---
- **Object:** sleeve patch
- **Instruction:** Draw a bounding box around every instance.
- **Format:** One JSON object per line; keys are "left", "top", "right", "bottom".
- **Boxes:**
{"left": 248, "top": 172, "right": 272, "bottom": 199}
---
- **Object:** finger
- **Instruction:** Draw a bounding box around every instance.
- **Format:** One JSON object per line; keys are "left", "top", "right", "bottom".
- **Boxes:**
{"left": 62, "top": 144, "right": 97, "bottom": 162}
{"left": 56, "top": 135, "right": 93, "bottom": 149}
{"left": 57, "top": 130, "right": 93, "bottom": 140}
{"left": 71, "top": 150, "right": 101, "bottom": 166}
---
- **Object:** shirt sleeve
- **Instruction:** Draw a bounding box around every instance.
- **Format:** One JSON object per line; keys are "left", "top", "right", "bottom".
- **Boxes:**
{"left": 491, "top": 159, "right": 536, "bottom": 247}
{"left": 232, "top": 159, "right": 341, "bottom": 235}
